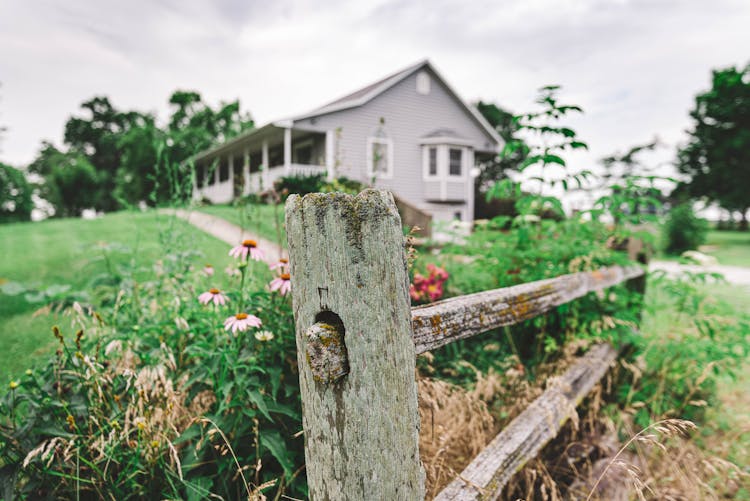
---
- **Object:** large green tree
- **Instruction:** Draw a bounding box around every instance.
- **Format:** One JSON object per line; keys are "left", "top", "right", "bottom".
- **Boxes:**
{"left": 30, "top": 91, "right": 254, "bottom": 214}
{"left": 28, "top": 142, "right": 99, "bottom": 218}
{"left": 0, "top": 162, "right": 33, "bottom": 222}
{"left": 677, "top": 64, "right": 750, "bottom": 229}
{"left": 63, "top": 97, "right": 144, "bottom": 211}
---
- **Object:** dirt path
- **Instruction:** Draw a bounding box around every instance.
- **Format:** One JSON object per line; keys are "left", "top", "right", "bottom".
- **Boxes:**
{"left": 649, "top": 260, "right": 750, "bottom": 288}
{"left": 164, "top": 208, "right": 284, "bottom": 264}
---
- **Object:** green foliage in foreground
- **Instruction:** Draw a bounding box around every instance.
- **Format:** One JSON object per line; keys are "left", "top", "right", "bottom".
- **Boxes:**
{"left": 1, "top": 220, "right": 303, "bottom": 500}
{"left": 625, "top": 274, "right": 750, "bottom": 427}
{"left": 0, "top": 212, "right": 233, "bottom": 382}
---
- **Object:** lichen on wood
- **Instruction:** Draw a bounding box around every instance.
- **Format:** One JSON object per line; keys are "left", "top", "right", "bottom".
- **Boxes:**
{"left": 304, "top": 321, "right": 349, "bottom": 384}
{"left": 412, "top": 266, "right": 643, "bottom": 354}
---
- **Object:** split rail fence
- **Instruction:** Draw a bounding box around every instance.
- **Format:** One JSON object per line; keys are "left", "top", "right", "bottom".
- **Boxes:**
{"left": 285, "top": 190, "right": 646, "bottom": 500}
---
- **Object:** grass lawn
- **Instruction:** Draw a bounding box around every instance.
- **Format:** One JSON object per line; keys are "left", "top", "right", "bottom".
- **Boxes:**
{"left": 198, "top": 203, "right": 286, "bottom": 247}
{"left": 0, "top": 211, "right": 236, "bottom": 382}
{"left": 700, "top": 230, "right": 750, "bottom": 267}
{"left": 642, "top": 280, "right": 750, "bottom": 472}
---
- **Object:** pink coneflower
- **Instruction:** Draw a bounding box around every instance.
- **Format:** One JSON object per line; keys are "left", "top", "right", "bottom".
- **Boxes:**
{"left": 224, "top": 312, "right": 262, "bottom": 334}
{"left": 198, "top": 288, "right": 229, "bottom": 306}
{"left": 229, "top": 239, "right": 265, "bottom": 261}
{"left": 269, "top": 257, "right": 289, "bottom": 271}
{"left": 269, "top": 273, "right": 291, "bottom": 296}
{"left": 203, "top": 264, "right": 214, "bottom": 276}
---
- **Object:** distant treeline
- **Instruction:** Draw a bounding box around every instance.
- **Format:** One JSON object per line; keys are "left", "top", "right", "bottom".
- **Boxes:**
{"left": 2, "top": 91, "right": 253, "bottom": 220}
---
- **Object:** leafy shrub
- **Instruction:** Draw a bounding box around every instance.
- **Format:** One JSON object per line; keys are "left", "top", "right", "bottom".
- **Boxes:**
{"left": 663, "top": 204, "right": 708, "bottom": 254}
{"left": 320, "top": 176, "right": 364, "bottom": 195}
{"left": 273, "top": 174, "right": 325, "bottom": 198}
{"left": 621, "top": 272, "right": 750, "bottom": 427}
{"left": 274, "top": 175, "right": 365, "bottom": 200}
{"left": 0, "top": 233, "right": 305, "bottom": 499}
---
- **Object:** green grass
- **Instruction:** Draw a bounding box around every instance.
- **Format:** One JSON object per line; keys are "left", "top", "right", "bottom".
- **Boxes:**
{"left": 700, "top": 230, "right": 750, "bottom": 267}
{"left": 0, "top": 211, "right": 235, "bottom": 382}
{"left": 198, "top": 203, "right": 286, "bottom": 247}
{"left": 641, "top": 279, "right": 750, "bottom": 472}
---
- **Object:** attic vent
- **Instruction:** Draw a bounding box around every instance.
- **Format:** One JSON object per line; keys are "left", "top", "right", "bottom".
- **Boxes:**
{"left": 416, "top": 71, "right": 430, "bottom": 95}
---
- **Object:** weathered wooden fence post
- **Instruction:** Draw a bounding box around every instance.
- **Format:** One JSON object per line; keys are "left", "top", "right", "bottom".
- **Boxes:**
{"left": 285, "top": 190, "right": 424, "bottom": 500}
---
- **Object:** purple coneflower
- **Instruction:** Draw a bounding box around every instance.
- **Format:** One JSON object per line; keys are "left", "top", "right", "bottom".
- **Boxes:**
{"left": 229, "top": 239, "right": 265, "bottom": 261}
{"left": 269, "top": 257, "right": 289, "bottom": 271}
{"left": 198, "top": 288, "right": 229, "bottom": 306}
{"left": 269, "top": 273, "right": 292, "bottom": 296}
{"left": 224, "top": 312, "right": 262, "bottom": 334}
{"left": 203, "top": 264, "right": 214, "bottom": 276}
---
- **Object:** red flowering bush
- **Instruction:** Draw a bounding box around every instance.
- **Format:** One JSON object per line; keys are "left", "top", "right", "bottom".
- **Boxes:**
{"left": 410, "top": 264, "right": 449, "bottom": 304}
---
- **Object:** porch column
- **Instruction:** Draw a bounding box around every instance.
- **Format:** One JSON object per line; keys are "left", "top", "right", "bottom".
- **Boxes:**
{"left": 262, "top": 140, "right": 269, "bottom": 190}
{"left": 325, "top": 130, "right": 334, "bottom": 181}
{"left": 243, "top": 148, "right": 250, "bottom": 195}
{"left": 227, "top": 156, "right": 234, "bottom": 202}
{"left": 284, "top": 127, "right": 292, "bottom": 175}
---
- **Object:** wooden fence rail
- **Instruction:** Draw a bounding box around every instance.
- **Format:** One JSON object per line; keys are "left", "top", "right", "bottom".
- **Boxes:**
{"left": 285, "top": 190, "right": 645, "bottom": 500}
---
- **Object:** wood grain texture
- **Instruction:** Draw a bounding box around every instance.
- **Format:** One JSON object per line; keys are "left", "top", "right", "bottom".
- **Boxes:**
{"left": 412, "top": 266, "right": 643, "bottom": 354}
{"left": 434, "top": 342, "right": 619, "bottom": 500}
{"left": 286, "top": 190, "right": 424, "bottom": 500}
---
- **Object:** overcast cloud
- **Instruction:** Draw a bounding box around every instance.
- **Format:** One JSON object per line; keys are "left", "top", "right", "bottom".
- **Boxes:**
{"left": 1, "top": 0, "right": 748, "bottom": 181}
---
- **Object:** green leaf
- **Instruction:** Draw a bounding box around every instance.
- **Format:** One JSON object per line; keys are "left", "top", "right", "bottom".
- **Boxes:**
{"left": 247, "top": 389, "right": 272, "bottom": 421}
{"left": 260, "top": 430, "right": 294, "bottom": 478}
{"left": 542, "top": 154, "right": 566, "bottom": 166}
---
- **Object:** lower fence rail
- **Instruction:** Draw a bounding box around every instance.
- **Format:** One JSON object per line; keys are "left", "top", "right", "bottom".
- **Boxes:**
{"left": 434, "top": 342, "right": 620, "bottom": 500}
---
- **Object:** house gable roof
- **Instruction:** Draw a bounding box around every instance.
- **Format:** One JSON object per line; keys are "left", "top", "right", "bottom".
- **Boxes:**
{"left": 290, "top": 60, "right": 503, "bottom": 147}
{"left": 194, "top": 59, "right": 502, "bottom": 162}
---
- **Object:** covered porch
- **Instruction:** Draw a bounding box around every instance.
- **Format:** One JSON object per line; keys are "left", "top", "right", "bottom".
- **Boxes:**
{"left": 193, "top": 122, "right": 334, "bottom": 203}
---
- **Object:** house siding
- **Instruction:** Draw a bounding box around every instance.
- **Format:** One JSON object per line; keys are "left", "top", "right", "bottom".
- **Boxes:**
{"left": 292, "top": 67, "right": 496, "bottom": 220}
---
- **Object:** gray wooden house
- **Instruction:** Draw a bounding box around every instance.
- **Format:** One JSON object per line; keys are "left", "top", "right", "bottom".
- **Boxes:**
{"left": 193, "top": 60, "right": 502, "bottom": 223}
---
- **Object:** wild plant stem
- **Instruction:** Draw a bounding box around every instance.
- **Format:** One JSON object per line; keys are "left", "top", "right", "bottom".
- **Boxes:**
{"left": 585, "top": 419, "right": 689, "bottom": 501}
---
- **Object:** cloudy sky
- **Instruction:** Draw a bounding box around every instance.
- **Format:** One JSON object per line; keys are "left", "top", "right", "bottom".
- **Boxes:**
{"left": 1, "top": 0, "right": 748, "bottom": 179}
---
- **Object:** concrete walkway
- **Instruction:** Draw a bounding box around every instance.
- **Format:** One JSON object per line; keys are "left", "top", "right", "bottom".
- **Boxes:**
{"left": 650, "top": 260, "right": 750, "bottom": 288}
{"left": 164, "top": 208, "right": 284, "bottom": 264}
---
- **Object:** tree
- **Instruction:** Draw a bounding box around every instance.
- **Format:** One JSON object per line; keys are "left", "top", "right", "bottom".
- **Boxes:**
{"left": 0, "top": 162, "right": 33, "bottom": 222}
{"left": 677, "top": 64, "right": 750, "bottom": 229}
{"left": 30, "top": 91, "right": 254, "bottom": 214}
{"left": 63, "top": 97, "right": 146, "bottom": 212}
{"left": 28, "top": 142, "right": 99, "bottom": 218}
{"left": 474, "top": 101, "right": 527, "bottom": 186}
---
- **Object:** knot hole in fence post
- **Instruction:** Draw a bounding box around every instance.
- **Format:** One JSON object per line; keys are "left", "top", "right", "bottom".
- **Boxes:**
{"left": 305, "top": 311, "right": 348, "bottom": 384}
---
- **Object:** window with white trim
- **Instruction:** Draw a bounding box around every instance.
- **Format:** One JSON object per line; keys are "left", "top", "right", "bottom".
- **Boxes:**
{"left": 366, "top": 137, "right": 394, "bottom": 178}
{"left": 422, "top": 145, "right": 468, "bottom": 180}
{"left": 427, "top": 147, "right": 438, "bottom": 177}
{"left": 449, "top": 148, "right": 463, "bottom": 177}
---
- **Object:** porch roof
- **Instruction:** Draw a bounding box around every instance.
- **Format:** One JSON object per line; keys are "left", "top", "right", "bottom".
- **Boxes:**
{"left": 193, "top": 121, "right": 323, "bottom": 162}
